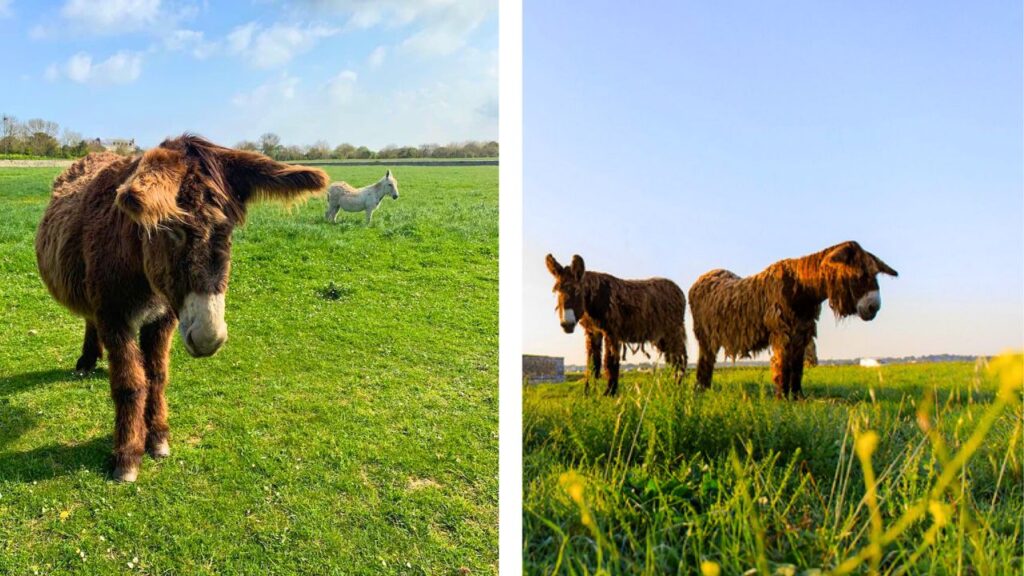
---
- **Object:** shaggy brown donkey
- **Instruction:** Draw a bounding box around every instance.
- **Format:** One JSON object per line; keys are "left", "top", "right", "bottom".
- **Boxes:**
{"left": 546, "top": 254, "right": 688, "bottom": 396}
{"left": 689, "top": 241, "right": 897, "bottom": 399}
{"left": 36, "top": 135, "right": 328, "bottom": 481}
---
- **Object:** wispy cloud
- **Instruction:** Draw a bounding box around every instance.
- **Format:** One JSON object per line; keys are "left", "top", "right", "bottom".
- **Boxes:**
{"left": 29, "top": 0, "right": 196, "bottom": 39}
{"left": 0, "top": 0, "right": 13, "bottom": 18}
{"left": 295, "top": 0, "right": 495, "bottom": 58}
{"left": 60, "top": 0, "right": 162, "bottom": 34}
{"left": 367, "top": 45, "right": 387, "bottom": 68}
{"left": 45, "top": 51, "right": 143, "bottom": 85}
{"left": 225, "top": 49, "right": 497, "bottom": 148}
{"left": 227, "top": 21, "right": 338, "bottom": 69}
{"left": 231, "top": 74, "right": 300, "bottom": 107}
{"left": 163, "top": 29, "right": 217, "bottom": 59}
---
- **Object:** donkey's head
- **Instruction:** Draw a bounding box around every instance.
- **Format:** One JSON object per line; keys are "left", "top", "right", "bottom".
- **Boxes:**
{"left": 115, "top": 134, "right": 328, "bottom": 357}
{"left": 545, "top": 254, "right": 587, "bottom": 334}
{"left": 382, "top": 170, "right": 399, "bottom": 200}
{"left": 818, "top": 241, "right": 898, "bottom": 321}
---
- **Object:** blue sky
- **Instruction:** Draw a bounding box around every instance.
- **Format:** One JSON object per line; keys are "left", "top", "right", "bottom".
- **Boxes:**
{"left": 0, "top": 0, "right": 497, "bottom": 148}
{"left": 524, "top": 1, "right": 1023, "bottom": 363}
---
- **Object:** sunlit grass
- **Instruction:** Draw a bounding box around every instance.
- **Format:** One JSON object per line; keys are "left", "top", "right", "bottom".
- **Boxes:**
{"left": 0, "top": 165, "right": 498, "bottom": 574}
{"left": 523, "top": 358, "right": 1023, "bottom": 574}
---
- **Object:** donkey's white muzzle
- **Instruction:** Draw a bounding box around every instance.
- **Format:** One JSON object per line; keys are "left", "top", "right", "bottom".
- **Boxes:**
{"left": 856, "top": 290, "right": 881, "bottom": 321}
{"left": 179, "top": 292, "right": 227, "bottom": 357}
{"left": 560, "top": 308, "right": 578, "bottom": 334}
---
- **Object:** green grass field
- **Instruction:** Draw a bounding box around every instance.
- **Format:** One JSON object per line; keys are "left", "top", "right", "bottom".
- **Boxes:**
{"left": 0, "top": 165, "right": 497, "bottom": 574}
{"left": 523, "top": 360, "right": 1022, "bottom": 575}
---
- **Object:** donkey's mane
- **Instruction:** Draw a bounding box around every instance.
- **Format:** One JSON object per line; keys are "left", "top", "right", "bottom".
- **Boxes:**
{"left": 157, "top": 134, "right": 244, "bottom": 222}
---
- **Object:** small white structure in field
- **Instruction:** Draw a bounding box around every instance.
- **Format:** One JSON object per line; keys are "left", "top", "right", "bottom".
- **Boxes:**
{"left": 859, "top": 358, "right": 881, "bottom": 368}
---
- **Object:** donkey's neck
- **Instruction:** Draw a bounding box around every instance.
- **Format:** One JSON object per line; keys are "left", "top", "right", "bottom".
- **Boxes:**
{"left": 780, "top": 250, "right": 831, "bottom": 303}
{"left": 361, "top": 180, "right": 387, "bottom": 201}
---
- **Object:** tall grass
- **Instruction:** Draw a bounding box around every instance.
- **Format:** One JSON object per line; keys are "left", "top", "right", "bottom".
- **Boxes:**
{"left": 523, "top": 358, "right": 1023, "bottom": 575}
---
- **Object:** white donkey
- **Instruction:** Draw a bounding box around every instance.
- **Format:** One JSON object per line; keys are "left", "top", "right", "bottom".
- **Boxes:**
{"left": 325, "top": 170, "right": 399, "bottom": 224}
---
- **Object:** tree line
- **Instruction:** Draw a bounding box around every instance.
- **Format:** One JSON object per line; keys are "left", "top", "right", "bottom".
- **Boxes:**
{"left": 0, "top": 115, "right": 499, "bottom": 161}
{"left": 0, "top": 115, "right": 116, "bottom": 158}
{"left": 235, "top": 133, "right": 499, "bottom": 161}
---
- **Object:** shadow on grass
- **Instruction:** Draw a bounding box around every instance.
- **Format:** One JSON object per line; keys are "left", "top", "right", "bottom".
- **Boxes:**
{"left": 0, "top": 405, "right": 38, "bottom": 451}
{"left": 0, "top": 367, "right": 108, "bottom": 398}
{"left": 0, "top": 434, "right": 113, "bottom": 483}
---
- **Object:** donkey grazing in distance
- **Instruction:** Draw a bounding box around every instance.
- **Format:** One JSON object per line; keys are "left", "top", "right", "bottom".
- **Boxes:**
{"left": 688, "top": 241, "right": 898, "bottom": 400}
{"left": 546, "top": 254, "right": 688, "bottom": 396}
{"left": 36, "top": 135, "right": 328, "bottom": 482}
{"left": 325, "top": 170, "right": 399, "bottom": 225}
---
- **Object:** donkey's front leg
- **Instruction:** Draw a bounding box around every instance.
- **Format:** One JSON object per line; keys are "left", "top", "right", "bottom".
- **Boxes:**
{"left": 364, "top": 207, "right": 374, "bottom": 225}
{"left": 100, "top": 323, "right": 149, "bottom": 482}
{"left": 603, "top": 335, "right": 621, "bottom": 396}
{"left": 141, "top": 313, "right": 176, "bottom": 459}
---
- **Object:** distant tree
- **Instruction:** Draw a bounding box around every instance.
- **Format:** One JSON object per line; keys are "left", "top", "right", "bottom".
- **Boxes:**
{"left": 307, "top": 140, "right": 331, "bottom": 160}
{"left": 61, "top": 129, "right": 83, "bottom": 148}
{"left": 277, "top": 144, "right": 305, "bottom": 161}
{"left": 332, "top": 143, "right": 355, "bottom": 159}
{"left": 26, "top": 132, "right": 60, "bottom": 156}
{"left": 461, "top": 141, "right": 483, "bottom": 157}
{"left": 63, "top": 139, "right": 89, "bottom": 157}
{"left": 259, "top": 132, "right": 281, "bottom": 157}
{"left": 24, "top": 118, "right": 59, "bottom": 139}
{"left": 352, "top": 146, "right": 373, "bottom": 159}
{"left": 235, "top": 140, "right": 259, "bottom": 152}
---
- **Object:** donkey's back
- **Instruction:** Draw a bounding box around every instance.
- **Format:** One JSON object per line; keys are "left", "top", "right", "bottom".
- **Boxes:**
{"left": 36, "top": 152, "right": 136, "bottom": 317}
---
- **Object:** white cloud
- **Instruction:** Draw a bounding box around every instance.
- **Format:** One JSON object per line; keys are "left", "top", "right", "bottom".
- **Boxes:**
{"left": 367, "top": 45, "right": 387, "bottom": 68}
{"left": 60, "top": 0, "right": 161, "bottom": 33}
{"left": 296, "top": 0, "right": 494, "bottom": 58}
{"left": 231, "top": 74, "right": 300, "bottom": 108}
{"left": 227, "top": 21, "right": 257, "bottom": 53}
{"left": 163, "top": 29, "right": 217, "bottom": 59}
{"left": 0, "top": 0, "right": 12, "bottom": 18}
{"left": 46, "top": 51, "right": 143, "bottom": 85}
{"left": 222, "top": 54, "right": 496, "bottom": 149}
{"left": 326, "top": 70, "right": 357, "bottom": 103}
{"left": 227, "top": 21, "right": 338, "bottom": 69}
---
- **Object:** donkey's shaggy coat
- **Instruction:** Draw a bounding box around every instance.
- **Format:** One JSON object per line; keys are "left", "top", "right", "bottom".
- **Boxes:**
{"left": 689, "top": 241, "right": 897, "bottom": 399}
{"left": 36, "top": 135, "right": 328, "bottom": 481}
{"left": 546, "top": 254, "right": 687, "bottom": 396}
{"left": 325, "top": 170, "right": 399, "bottom": 224}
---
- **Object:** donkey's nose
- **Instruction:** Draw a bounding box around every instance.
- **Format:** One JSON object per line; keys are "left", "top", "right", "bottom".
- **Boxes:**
{"left": 184, "top": 326, "right": 227, "bottom": 357}
{"left": 856, "top": 290, "right": 881, "bottom": 321}
{"left": 561, "top": 322, "right": 576, "bottom": 334}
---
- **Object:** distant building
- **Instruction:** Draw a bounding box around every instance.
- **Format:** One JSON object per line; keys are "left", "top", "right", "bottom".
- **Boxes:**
{"left": 523, "top": 355, "right": 565, "bottom": 384}
{"left": 92, "top": 138, "right": 137, "bottom": 153}
{"left": 859, "top": 358, "right": 881, "bottom": 368}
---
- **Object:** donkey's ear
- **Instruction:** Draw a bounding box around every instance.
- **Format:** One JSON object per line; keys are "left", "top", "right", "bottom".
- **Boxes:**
{"left": 219, "top": 149, "right": 328, "bottom": 204}
{"left": 545, "top": 254, "right": 562, "bottom": 276}
{"left": 872, "top": 255, "right": 898, "bottom": 277}
{"left": 386, "top": 169, "right": 391, "bottom": 178}
{"left": 115, "top": 147, "right": 186, "bottom": 230}
{"left": 570, "top": 255, "right": 586, "bottom": 278}
{"left": 827, "top": 241, "right": 861, "bottom": 265}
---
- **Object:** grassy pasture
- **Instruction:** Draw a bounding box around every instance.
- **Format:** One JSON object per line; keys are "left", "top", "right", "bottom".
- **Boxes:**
{"left": 0, "top": 165, "right": 497, "bottom": 574}
{"left": 523, "top": 360, "right": 1022, "bottom": 575}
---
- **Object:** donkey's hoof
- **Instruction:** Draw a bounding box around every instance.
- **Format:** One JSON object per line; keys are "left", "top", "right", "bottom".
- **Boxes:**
{"left": 73, "top": 356, "right": 97, "bottom": 376}
{"left": 113, "top": 465, "right": 139, "bottom": 483}
{"left": 148, "top": 439, "right": 170, "bottom": 459}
